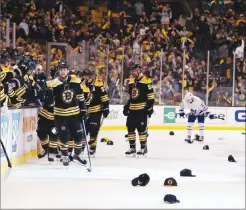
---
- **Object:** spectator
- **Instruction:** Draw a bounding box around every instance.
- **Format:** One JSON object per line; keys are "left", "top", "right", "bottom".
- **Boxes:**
{"left": 19, "top": 18, "right": 29, "bottom": 37}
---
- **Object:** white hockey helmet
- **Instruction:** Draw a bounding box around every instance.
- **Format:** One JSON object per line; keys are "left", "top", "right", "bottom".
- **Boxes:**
{"left": 184, "top": 92, "right": 194, "bottom": 103}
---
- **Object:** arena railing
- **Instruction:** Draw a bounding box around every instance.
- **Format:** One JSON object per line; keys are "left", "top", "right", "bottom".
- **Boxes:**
{"left": 44, "top": 41, "right": 245, "bottom": 108}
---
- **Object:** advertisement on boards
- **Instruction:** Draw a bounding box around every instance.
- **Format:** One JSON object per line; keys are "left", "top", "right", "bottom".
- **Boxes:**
{"left": 235, "top": 110, "right": 246, "bottom": 123}
{"left": 12, "top": 111, "right": 21, "bottom": 155}
{"left": 22, "top": 109, "right": 37, "bottom": 153}
{"left": 0, "top": 114, "right": 9, "bottom": 158}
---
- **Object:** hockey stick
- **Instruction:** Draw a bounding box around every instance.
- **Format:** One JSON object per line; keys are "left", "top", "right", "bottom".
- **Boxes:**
{"left": 0, "top": 139, "right": 12, "bottom": 168}
{"left": 81, "top": 119, "right": 92, "bottom": 172}
{"left": 1, "top": 138, "right": 12, "bottom": 182}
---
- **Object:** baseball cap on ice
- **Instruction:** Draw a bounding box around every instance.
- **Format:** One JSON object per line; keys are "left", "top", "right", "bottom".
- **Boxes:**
{"left": 163, "top": 177, "right": 177, "bottom": 186}
{"left": 164, "top": 194, "right": 180, "bottom": 204}
{"left": 131, "top": 173, "right": 150, "bottom": 186}
{"left": 228, "top": 155, "right": 236, "bottom": 162}
{"left": 180, "top": 169, "right": 196, "bottom": 177}
{"left": 203, "top": 145, "right": 209, "bottom": 150}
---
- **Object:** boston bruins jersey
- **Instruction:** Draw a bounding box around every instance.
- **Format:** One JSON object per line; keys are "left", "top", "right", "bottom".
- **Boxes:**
{"left": 0, "top": 65, "right": 14, "bottom": 84}
{"left": 0, "top": 82, "right": 7, "bottom": 107}
{"left": 39, "top": 103, "right": 55, "bottom": 121}
{"left": 80, "top": 81, "right": 90, "bottom": 103}
{"left": 86, "top": 79, "right": 109, "bottom": 114}
{"left": 128, "top": 76, "right": 154, "bottom": 112}
{"left": 47, "top": 75, "right": 86, "bottom": 117}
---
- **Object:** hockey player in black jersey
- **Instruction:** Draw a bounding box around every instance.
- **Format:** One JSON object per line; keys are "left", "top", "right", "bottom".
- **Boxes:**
{"left": 123, "top": 64, "right": 155, "bottom": 156}
{"left": 37, "top": 88, "right": 59, "bottom": 162}
{"left": 82, "top": 69, "right": 110, "bottom": 157}
{"left": 47, "top": 60, "right": 87, "bottom": 166}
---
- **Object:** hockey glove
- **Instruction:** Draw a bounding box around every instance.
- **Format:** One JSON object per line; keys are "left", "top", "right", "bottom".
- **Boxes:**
{"left": 80, "top": 109, "right": 89, "bottom": 120}
{"left": 146, "top": 106, "right": 154, "bottom": 118}
{"left": 102, "top": 108, "right": 110, "bottom": 118}
{"left": 123, "top": 105, "right": 129, "bottom": 116}
{"left": 209, "top": 114, "right": 215, "bottom": 120}
{"left": 179, "top": 112, "right": 185, "bottom": 118}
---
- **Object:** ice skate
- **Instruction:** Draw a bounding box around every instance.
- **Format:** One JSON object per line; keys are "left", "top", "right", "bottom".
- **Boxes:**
{"left": 185, "top": 135, "right": 193, "bottom": 144}
{"left": 89, "top": 150, "right": 96, "bottom": 158}
{"left": 61, "top": 156, "right": 70, "bottom": 166}
{"left": 56, "top": 151, "right": 62, "bottom": 159}
{"left": 137, "top": 147, "right": 147, "bottom": 157}
{"left": 48, "top": 153, "right": 55, "bottom": 162}
{"left": 73, "top": 153, "right": 87, "bottom": 165}
{"left": 196, "top": 135, "right": 204, "bottom": 142}
{"left": 38, "top": 149, "right": 47, "bottom": 159}
{"left": 125, "top": 148, "right": 136, "bottom": 157}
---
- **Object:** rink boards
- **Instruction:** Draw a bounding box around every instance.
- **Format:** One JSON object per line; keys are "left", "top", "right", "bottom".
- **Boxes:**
{"left": 1, "top": 106, "right": 245, "bottom": 175}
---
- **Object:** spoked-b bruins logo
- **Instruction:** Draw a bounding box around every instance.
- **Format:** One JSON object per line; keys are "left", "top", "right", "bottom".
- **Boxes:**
{"left": 131, "top": 87, "right": 140, "bottom": 99}
{"left": 62, "top": 89, "right": 74, "bottom": 104}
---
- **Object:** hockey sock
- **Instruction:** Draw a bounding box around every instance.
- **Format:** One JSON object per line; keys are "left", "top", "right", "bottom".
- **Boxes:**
{"left": 59, "top": 142, "right": 69, "bottom": 156}
{"left": 40, "top": 139, "right": 49, "bottom": 150}
{"left": 187, "top": 123, "right": 194, "bottom": 137}
{"left": 82, "top": 139, "right": 86, "bottom": 151}
{"left": 198, "top": 123, "right": 205, "bottom": 138}
{"left": 128, "top": 132, "right": 136, "bottom": 148}
{"left": 68, "top": 140, "right": 74, "bottom": 153}
{"left": 74, "top": 142, "right": 83, "bottom": 155}
{"left": 139, "top": 132, "right": 147, "bottom": 149}
{"left": 89, "top": 137, "right": 97, "bottom": 151}
{"left": 48, "top": 140, "right": 58, "bottom": 154}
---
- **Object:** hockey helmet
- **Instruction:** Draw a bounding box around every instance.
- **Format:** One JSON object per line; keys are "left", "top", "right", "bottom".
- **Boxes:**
{"left": 58, "top": 60, "right": 70, "bottom": 69}
{"left": 184, "top": 92, "right": 194, "bottom": 103}
{"left": 129, "top": 64, "right": 141, "bottom": 71}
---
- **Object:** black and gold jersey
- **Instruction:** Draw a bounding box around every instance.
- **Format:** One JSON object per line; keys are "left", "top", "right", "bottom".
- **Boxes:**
{"left": 0, "top": 66, "right": 14, "bottom": 83}
{"left": 0, "top": 83, "right": 7, "bottom": 107}
{"left": 80, "top": 82, "right": 90, "bottom": 102}
{"left": 127, "top": 76, "right": 154, "bottom": 111}
{"left": 86, "top": 79, "right": 109, "bottom": 114}
{"left": 39, "top": 104, "right": 55, "bottom": 121}
{"left": 47, "top": 75, "right": 86, "bottom": 117}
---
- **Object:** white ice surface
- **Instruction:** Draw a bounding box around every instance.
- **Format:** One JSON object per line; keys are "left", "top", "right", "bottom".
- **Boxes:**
{"left": 1, "top": 130, "right": 245, "bottom": 209}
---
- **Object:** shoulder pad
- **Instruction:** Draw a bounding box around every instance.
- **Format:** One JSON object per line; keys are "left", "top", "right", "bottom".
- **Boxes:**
{"left": 47, "top": 78, "right": 62, "bottom": 88}
{"left": 128, "top": 78, "right": 135, "bottom": 84}
{"left": 70, "top": 75, "right": 81, "bottom": 83}
{"left": 94, "top": 79, "right": 104, "bottom": 87}
{"left": 81, "top": 83, "right": 90, "bottom": 93}
{"left": 140, "top": 76, "right": 152, "bottom": 84}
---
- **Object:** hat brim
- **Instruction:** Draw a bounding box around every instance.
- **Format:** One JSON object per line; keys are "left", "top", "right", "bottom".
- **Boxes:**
{"left": 131, "top": 178, "right": 139, "bottom": 186}
{"left": 180, "top": 174, "right": 196, "bottom": 177}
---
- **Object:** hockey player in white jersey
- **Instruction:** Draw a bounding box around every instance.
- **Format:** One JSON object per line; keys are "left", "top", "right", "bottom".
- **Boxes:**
{"left": 179, "top": 92, "right": 214, "bottom": 143}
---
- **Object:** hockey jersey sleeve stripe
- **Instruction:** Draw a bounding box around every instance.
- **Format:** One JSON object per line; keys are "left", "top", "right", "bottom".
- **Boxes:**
{"left": 55, "top": 106, "right": 80, "bottom": 111}
{"left": 8, "top": 89, "right": 15, "bottom": 97}
{"left": 179, "top": 102, "right": 184, "bottom": 112}
{"left": 0, "top": 94, "right": 6, "bottom": 102}
{"left": 15, "top": 86, "right": 26, "bottom": 97}
{"left": 54, "top": 106, "right": 80, "bottom": 116}
{"left": 129, "top": 102, "right": 146, "bottom": 110}
{"left": 76, "top": 94, "right": 85, "bottom": 100}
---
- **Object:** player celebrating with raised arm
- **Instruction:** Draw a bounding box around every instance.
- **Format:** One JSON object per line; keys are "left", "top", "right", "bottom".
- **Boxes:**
{"left": 179, "top": 92, "right": 214, "bottom": 143}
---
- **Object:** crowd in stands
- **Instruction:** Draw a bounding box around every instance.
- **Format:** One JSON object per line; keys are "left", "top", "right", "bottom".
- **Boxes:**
{"left": 1, "top": 0, "right": 245, "bottom": 107}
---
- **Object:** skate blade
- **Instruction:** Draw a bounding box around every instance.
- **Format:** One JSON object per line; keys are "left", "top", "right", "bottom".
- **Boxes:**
{"left": 125, "top": 154, "right": 136, "bottom": 158}
{"left": 137, "top": 154, "right": 147, "bottom": 158}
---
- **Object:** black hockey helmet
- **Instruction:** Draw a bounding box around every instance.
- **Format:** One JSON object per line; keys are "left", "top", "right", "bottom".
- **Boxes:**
{"left": 129, "top": 64, "right": 141, "bottom": 71}
{"left": 58, "top": 60, "right": 70, "bottom": 69}
{"left": 82, "top": 69, "right": 94, "bottom": 77}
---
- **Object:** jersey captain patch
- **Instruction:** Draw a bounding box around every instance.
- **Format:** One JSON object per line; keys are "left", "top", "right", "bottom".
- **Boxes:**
{"left": 61, "top": 89, "right": 74, "bottom": 104}
{"left": 131, "top": 87, "right": 140, "bottom": 99}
